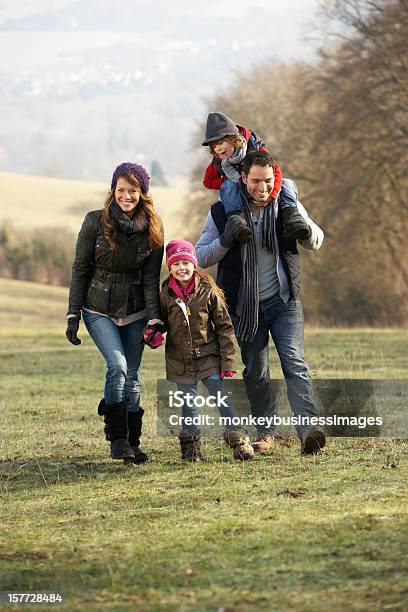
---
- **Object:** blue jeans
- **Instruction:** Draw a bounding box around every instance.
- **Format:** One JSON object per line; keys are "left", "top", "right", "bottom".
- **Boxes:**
{"left": 176, "top": 374, "right": 237, "bottom": 435}
{"left": 220, "top": 178, "right": 298, "bottom": 214}
{"left": 235, "top": 295, "right": 316, "bottom": 438}
{"left": 82, "top": 310, "right": 146, "bottom": 413}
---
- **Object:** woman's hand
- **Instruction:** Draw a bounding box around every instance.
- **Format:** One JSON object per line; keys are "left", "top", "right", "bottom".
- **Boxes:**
{"left": 66, "top": 316, "right": 81, "bottom": 345}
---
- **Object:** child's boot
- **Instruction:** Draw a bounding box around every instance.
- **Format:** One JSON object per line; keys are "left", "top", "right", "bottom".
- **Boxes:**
{"left": 223, "top": 429, "right": 254, "bottom": 461}
{"left": 281, "top": 207, "right": 311, "bottom": 241}
{"left": 179, "top": 430, "right": 203, "bottom": 462}
{"left": 226, "top": 211, "right": 252, "bottom": 244}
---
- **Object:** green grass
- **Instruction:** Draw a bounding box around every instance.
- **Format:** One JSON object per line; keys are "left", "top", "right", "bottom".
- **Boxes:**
{"left": 1, "top": 278, "right": 408, "bottom": 611}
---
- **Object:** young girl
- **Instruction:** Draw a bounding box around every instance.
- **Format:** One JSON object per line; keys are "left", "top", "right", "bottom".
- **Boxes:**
{"left": 156, "top": 239, "right": 254, "bottom": 462}
{"left": 202, "top": 111, "right": 310, "bottom": 243}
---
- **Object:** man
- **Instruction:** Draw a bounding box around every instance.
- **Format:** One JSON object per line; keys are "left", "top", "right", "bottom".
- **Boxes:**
{"left": 195, "top": 150, "right": 326, "bottom": 455}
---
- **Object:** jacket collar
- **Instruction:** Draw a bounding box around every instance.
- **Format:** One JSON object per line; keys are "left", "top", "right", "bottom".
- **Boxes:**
{"left": 163, "top": 273, "right": 200, "bottom": 299}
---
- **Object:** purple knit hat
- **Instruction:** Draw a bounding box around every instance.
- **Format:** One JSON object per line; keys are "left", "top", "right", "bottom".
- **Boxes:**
{"left": 111, "top": 162, "right": 150, "bottom": 194}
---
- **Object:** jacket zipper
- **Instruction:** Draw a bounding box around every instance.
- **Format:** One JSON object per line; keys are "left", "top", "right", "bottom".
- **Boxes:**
{"left": 175, "top": 297, "right": 198, "bottom": 378}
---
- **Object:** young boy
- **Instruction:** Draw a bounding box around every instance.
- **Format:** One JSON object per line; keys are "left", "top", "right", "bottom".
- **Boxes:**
{"left": 202, "top": 112, "right": 310, "bottom": 243}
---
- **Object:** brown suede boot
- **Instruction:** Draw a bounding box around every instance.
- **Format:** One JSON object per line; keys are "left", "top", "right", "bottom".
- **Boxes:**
{"left": 179, "top": 430, "right": 203, "bottom": 462}
{"left": 252, "top": 434, "right": 275, "bottom": 454}
{"left": 223, "top": 429, "right": 254, "bottom": 461}
{"left": 300, "top": 428, "right": 326, "bottom": 455}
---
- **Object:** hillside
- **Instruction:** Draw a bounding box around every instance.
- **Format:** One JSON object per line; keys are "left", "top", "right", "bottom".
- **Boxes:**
{"left": 0, "top": 171, "right": 189, "bottom": 241}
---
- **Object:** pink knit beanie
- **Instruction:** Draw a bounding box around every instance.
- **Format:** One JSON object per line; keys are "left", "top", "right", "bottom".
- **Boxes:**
{"left": 166, "top": 240, "right": 197, "bottom": 269}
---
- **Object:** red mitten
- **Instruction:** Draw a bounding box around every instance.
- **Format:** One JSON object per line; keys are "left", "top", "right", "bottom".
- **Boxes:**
{"left": 220, "top": 370, "right": 235, "bottom": 379}
{"left": 143, "top": 329, "right": 164, "bottom": 349}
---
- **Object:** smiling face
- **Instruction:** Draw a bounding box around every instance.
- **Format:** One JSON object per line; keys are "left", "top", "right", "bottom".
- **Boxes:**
{"left": 241, "top": 164, "right": 275, "bottom": 207}
{"left": 114, "top": 176, "right": 140, "bottom": 215}
{"left": 170, "top": 260, "right": 195, "bottom": 286}
{"left": 212, "top": 139, "right": 236, "bottom": 159}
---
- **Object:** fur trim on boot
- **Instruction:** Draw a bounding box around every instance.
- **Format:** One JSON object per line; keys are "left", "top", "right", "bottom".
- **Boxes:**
{"left": 224, "top": 429, "right": 254, "bottom": 461}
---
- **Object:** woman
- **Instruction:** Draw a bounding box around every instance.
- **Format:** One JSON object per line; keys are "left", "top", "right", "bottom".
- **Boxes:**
{"left": 66, "top": 162, "right": 164, "bottom": 462}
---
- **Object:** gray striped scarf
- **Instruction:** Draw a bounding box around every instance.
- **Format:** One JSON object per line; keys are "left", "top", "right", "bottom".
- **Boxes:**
{"left": 221, "top": 135, "right": 248, "bottom": 182}
{"left": 236, "top": 190, "right": 275, "bottom": 342}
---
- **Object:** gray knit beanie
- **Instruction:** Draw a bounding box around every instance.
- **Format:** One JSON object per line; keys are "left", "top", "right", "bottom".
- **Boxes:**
{"left": 202, "top": 112, "right": 239, "bottom": 146}
{"left": 111, "top": 162, "right": 150, "bottom": 194}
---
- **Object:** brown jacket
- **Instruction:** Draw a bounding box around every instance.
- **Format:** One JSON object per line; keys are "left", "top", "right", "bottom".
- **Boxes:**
{"left": 160, "top": 275, "right": 236, "bottom": 383}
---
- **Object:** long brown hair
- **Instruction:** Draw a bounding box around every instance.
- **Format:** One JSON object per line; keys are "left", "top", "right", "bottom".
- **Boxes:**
{"left": 102, "top": 172, "right": 163, "bottom": 250}
{"left": 164, "top": 268, "right": 226, "bottom": 304}
{"left": 195, "top": 269, "right": 226, "bottom": 304}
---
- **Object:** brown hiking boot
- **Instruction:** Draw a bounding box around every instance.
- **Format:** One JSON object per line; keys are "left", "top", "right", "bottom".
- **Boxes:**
{"left": 300, "top": 428, "right": 326, "bottom": 455}
{"left": 252, "top": 434, "right": 275, "bottom": 454}
{"left": 223, "top": 430, "right": 254, "bottom": 461}
{"left": 179, "top": 430, "right": 203, "bottom": 462}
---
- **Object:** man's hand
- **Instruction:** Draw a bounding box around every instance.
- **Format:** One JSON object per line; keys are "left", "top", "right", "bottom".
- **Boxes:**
{"left": 220, "top": 215, "right": 251, "bottom": 248}
{"left": 66, "top": 316, "right": 81, "bottom": 345}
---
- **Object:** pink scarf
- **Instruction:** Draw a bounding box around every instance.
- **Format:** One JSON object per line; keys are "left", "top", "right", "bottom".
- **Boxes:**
{"left": 169, "top": 274, "right": 196, "bottom": 302}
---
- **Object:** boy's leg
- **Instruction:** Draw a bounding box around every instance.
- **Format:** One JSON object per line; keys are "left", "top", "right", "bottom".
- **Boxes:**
{"left": 220, "top": 180, "right": 251, "bottom": 244}
{"left": 280, "top": 179, "right": 311, "bottom": 241}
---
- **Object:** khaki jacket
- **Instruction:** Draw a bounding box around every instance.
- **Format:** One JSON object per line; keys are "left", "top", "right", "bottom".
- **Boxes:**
{"left": 160, "top": 276, "right": 236, "bottom": 383}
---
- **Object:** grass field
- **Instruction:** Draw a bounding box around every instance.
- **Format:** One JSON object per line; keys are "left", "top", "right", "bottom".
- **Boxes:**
{"left": 1, "top": 278, "right": 407, "bottom": 611}
{"left": 0, "top": 171, "right": 188, "bottom": 241}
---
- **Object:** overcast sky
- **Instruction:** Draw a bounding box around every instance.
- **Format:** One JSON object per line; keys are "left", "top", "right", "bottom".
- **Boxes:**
{"left": 0, "top": 0, "right": 323, "bottom": 179}
{"left": 0, "top": 0, "right": 321, "bottom": 66}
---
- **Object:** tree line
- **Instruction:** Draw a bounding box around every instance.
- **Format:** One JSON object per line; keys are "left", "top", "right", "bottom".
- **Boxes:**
{"left": 187, "top": 0, "right": 407, "bottom": 326}
{"left": 0, "top": 222, "right": 74, "bottom": 286}
{"left": 3, "top": 1, "right": 406, "bottom": 326}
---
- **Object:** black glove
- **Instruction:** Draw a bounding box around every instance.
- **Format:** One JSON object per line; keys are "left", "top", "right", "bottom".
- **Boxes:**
{"left": 220, "top": 214, "right": 250, "bottom": 248}
{"left": 66, "top": 316, "right": 81, "bottom": 345}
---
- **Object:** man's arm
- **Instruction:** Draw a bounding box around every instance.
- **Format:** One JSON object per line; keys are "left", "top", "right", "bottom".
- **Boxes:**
{"left": 297, "top": 200, "right": 324, "bottom": 251}
{"left": 195, "top": 210, "right": 229, "bottom": 268}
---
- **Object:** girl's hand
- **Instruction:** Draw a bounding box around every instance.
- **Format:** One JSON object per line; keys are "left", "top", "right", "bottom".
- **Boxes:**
{"left": 141, "top": 323, "right": 165, "bottom": 349}
{"left": 221, "top": 370, "right": 235, "bottom": 379}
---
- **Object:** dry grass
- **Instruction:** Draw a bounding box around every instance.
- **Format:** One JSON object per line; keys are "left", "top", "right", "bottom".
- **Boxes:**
{"left": 0, "top": 171, "right": 189, "bottom": 241}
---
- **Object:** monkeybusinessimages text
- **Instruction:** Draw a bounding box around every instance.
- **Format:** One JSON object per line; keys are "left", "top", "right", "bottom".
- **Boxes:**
{"left": 167, "top": 390, "right": 383, "bottom": 430}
